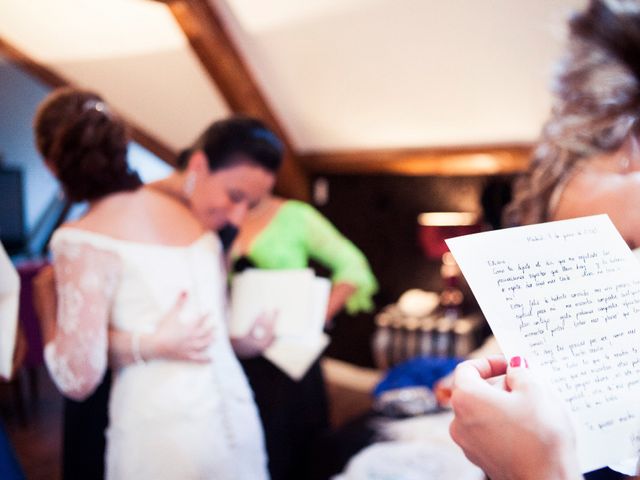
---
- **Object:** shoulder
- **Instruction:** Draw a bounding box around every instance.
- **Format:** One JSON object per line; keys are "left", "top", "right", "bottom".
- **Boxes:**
{"left": 556, "top": 170, "right": 640, "bottom": 245}
{"left": 61, "top": 188, "right": 203, "bottom": 244}
{"left": 282, "top": 199, "right": 322, "bottom": 218}
{"left": 50, "top": 229, "right": 122, "bottom": 285}
{"left": 560, "top": 169, "right": 640, "bottom": 214}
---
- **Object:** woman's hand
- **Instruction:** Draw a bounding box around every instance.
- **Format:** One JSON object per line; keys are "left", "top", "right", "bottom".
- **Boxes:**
{"left": 434, "top": 371, "right": 454, "bottom": 407}
{"left": 449, "top": 355, "right": 581, "bottom": 480}
{"left": 108, "top": 293, "right": 215, "bottom": 367}
{"left": 230, "top": 310, "right": 277, "bottom": 359}
{"left": 147, "top": 293, "right": 215, "bottom": 363}
{"left": 325, "top": 282, "right": 356, "bottom": 326}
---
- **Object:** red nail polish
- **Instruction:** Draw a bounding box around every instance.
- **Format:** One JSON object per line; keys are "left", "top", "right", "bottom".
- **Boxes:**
{"left": 510, "top": 356, "right": 522, "bottom": 368}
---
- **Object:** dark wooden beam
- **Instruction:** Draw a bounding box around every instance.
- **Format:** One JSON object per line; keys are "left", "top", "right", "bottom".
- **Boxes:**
{"left": 162, "top": 0, "right": 310, "bottom": 200}
{"left": 0, "top": 37, "right": 177, "bottom": 165}
{"left": 300, "top": 144, "right": 532, "bottom": 176}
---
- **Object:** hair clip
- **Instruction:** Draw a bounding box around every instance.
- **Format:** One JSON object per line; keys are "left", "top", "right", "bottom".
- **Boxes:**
{"left": 82, "top": 99, "right": 111, "bottom": 116}
{"left": 251, "top": 128, "right": 284, "bottom": 153}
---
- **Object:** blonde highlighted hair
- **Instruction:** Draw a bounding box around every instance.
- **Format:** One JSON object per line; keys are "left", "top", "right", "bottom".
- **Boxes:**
{"left": 504, "top": 0, "right": 640, "bottom": 226}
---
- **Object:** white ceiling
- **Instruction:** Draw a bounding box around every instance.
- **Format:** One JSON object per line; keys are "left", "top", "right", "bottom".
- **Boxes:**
{"left": 219, "top": 0, "right": 586, "bottom": 151}
{"left": 0, "top": 0, "right": 586, "bottom": 154}
{"left": 0, "top": 0, "right": 230, "bottom": 151}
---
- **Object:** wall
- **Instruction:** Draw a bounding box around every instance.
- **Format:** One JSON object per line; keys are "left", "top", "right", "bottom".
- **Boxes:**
{"left": 319, "top": 173, "right": 514, "bottom": 366}
{"left": 0, "top": 57, "right": 174, "bottom": 253}
{"left": 0, "top": 57, "right": 57, "bottom": 234}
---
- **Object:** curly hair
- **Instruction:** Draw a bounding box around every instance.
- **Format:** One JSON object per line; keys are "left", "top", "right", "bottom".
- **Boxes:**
{"left": 34, "top": 87, "right": 141, "bottom": 202}
{"left": 504, "top": 0, "right": 640, "bottom": 226}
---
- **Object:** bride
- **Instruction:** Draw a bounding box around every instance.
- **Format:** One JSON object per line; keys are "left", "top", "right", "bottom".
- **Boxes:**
{"left": 35, "top": 87, "right": 275, "bottom": 479}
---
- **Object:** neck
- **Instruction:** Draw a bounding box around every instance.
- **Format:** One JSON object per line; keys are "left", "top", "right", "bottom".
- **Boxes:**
{"left": 148, "top": 172, "right": 188, "bottom": 199}
{"left": 247, "top": 196, "right": 279, "bottom": 221}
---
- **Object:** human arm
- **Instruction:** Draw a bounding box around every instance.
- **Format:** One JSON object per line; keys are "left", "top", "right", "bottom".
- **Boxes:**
{"left": 301, "top": 203, "right": 378, "bottom": 319}
{"left": 33, "top": 268, "right": 214, "bottom": 368}
{"left": 449, "top": 355, "right": 582, "bottom": 480}
{"left": 326, "top": 283, "right": 356, "bottom": 322}
{"left": 108, "top": 292, "right": 214, "bottom": 367}
{"left": 41, "top": 241, "right": 120, "bottom": 401}
{"left": 554, "top": 170, "right": 640, "bottom": 248}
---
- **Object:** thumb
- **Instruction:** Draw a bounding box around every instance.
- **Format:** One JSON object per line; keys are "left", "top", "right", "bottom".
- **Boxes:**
{"left": 505, "top": 356, "right": 534, "bottom": 393}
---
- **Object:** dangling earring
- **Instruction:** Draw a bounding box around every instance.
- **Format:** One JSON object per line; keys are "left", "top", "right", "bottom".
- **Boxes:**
{"left": 620, "top": 154, "right": 630, "bottom": 172}
{"left": 183, "top": 171, "right": 196, "bottom": 198}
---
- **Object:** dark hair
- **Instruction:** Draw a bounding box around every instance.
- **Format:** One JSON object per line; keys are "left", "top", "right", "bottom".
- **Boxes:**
{"left": 34, "top": 87, "right": 141, "bottom": 202}
{"left": 178, "top": 116, "right": 283, "bottom": 173}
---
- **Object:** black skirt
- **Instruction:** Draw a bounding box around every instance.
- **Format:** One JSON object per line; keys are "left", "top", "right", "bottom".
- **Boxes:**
{"left": 62, "top": 370, "right": 111, "bottom": 480}
{"left": 240, "top": 357, "right": 329, "bottom": 480}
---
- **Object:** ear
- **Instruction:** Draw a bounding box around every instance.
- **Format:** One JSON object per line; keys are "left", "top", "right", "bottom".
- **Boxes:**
{"left": 185, "top": 150, "right": 209, "bottom": 175}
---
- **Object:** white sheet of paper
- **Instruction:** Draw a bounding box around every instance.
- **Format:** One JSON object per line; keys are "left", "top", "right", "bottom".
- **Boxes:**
{"left": 446, "top": 215, "right": 640, "bottom": 474}
{"left": 230, "top": 269, "right": 315, "bottom": 337}
{"left": 231, "top": 271, "right": 331, "bottom": 380}
{"left": 0, "top": 244, "right": 19, "bottom": 379}
{"left": 264, "top": 334, "right": 330, "bottom": 381}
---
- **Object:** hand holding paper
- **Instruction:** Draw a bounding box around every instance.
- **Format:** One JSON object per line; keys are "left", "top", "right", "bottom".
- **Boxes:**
{"left": 230, "top": 269, "right": 331, "bottom": 380}
{"left": 446, "top": 215, "right": 640, "bottom": 474}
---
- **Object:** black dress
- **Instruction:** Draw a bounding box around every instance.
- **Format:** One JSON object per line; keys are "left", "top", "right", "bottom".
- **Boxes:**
{"left": 61, "top": 370, "right": 111, "bottom": 480}
{"left": 234, "top": 257, "right": 329, "bottom": 480}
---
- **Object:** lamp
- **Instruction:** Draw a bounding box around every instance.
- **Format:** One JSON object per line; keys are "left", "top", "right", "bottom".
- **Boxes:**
{"left": 417, "top": 211, "right": 482, "bottom": 259}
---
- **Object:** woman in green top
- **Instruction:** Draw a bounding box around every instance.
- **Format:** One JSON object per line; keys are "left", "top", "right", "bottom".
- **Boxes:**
{"left": 232, "top": 195, "right": 378, "bottom": 480}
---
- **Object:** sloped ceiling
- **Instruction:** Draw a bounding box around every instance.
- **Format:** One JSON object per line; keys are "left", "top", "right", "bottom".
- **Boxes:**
{"left": 0, "top": 0, "right": 230, "bottom": 152}
{"left": 217, "top": 0, "right": 586, "bottom": 151}
{"left": 0, "top": 0, "right": 586, "bottom": 155}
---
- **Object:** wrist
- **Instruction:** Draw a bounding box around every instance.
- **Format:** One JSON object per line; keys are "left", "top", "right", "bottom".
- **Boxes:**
{"left": 140, "top": 332, "right": 161, "bottom": 361}
{"left": 528, "top": 448, "right": 581, "bottom": 480}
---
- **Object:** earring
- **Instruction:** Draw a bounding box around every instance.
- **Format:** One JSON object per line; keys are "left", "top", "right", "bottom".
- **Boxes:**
{"left": 620, "top": 155, "right": 630, "bottom": 171}
{"left": 183, "top": 172, "right": 196, "bottom": 198}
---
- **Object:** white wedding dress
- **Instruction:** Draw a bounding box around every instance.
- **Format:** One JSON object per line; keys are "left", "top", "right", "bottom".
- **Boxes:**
{"left": 44, "top": 227, "right": 268, "bottom": 480}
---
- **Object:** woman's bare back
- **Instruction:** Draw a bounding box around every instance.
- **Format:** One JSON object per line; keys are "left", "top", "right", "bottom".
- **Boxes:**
{"left": 64, "top": 187, "right": 205, "bottom": 246}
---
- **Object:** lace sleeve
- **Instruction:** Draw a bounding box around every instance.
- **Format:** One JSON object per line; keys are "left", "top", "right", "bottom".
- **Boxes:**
{"left": 44, "top": 239, "right": 121, "bottom": 400}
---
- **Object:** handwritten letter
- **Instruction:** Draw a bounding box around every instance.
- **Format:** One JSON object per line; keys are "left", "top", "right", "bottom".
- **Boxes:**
{"left": 446, "top": 215, "right": 640, "bottom": 473}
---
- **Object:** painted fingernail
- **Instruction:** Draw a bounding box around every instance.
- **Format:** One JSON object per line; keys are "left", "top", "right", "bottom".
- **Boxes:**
{"left": 509, "top": 356, "right": 522, "bottom": 368}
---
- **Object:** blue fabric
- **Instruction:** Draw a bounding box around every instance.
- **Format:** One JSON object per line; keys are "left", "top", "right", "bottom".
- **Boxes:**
{"left": 0, "top": 422, "right": 24, "bottom": 480}
{"left": 373, "top": 356, "right": 462, "bottom": 397}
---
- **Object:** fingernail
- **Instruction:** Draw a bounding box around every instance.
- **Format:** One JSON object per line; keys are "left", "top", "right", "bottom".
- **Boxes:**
{"left": 524, "top": 358, "right": 529, "bottom": 368}
{"left": 180, "top": 291, "right": 188, "bottom": 299}
{"left": 509, "top": 356, "right": 522, "bottom": 368}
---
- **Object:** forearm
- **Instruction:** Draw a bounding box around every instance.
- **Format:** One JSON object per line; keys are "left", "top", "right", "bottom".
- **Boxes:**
{"left": 326, "top": 282, "right": 356, "bottom": 322}
{"left": 108, "top": 329, "right": 161, "bottom": 368}
{"left": 34, "top": 293, "right": 57, "bottom": 346}
{"left": 531, "top": 443, "right": 582, "bottom": 480}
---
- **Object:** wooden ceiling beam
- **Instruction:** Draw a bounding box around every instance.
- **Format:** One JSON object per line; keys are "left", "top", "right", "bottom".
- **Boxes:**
{"left": 300, "top": 144, "right": 532, "bottom": 176}
{"left": 0, "top": 37, "right": 177, "bottom": 166}
{"left": 162, "top": 0, "right": 310, "bottom": 201}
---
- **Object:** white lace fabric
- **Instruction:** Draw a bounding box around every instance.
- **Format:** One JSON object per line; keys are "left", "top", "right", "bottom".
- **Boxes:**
{"left": 41, "top": 228, "right": 268, "bottom": 479}
{"left": 44, "top": 238, "right": 121, "bottom": 400}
